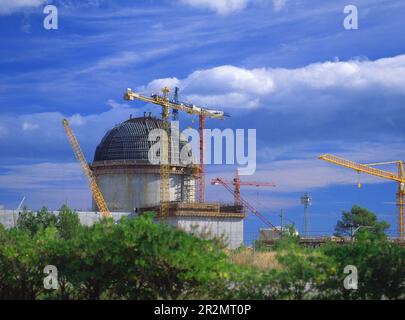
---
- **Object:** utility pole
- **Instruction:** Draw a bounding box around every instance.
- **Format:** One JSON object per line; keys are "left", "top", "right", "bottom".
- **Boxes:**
{"left": 280, "top": 208, "right": 284, "bottom": 237}
{"left": 14, "top": 196, "right": 26, "bottom": 228}
{"left": 351, "top": 225, "right": 374, "bottom": 241}
{"left": 301, "top": 193, "right": 312, "bottom": 238}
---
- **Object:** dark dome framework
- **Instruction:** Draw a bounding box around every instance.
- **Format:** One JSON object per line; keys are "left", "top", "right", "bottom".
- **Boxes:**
{"left": 93, "top": 116, "right": 188, "bottom": 163}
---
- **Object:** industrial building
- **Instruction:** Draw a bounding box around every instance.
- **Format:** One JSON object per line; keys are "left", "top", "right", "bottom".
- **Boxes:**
{"left": 88, "top": 114, "right": 246, "bottom": 248}
{"left": 91, "top": 115, "right": 197, "bottom": 212}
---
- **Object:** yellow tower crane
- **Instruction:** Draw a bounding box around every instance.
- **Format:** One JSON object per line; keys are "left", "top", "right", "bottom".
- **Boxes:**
{"left": 159, "top": 87, "right": 171, "bottom": 220}
{"left": 62, "top": 119, "right": 111, "bottom": 218}
{"left": 319, "top": 154, "right": 405, "bottom": 240}
{"left": 124, "top": 87, "right": 227, "bottom": 219}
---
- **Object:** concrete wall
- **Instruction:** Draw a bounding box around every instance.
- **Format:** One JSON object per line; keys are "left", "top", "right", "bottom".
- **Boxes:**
{"left": 167, "top": 216, "right": 244, "bottom": 249}
{"left": 96, "top": 173, "right": 196, "bottom": 212}
{"left": 0, "top": 210, "right": 130, "bottom": 229}
{"left": 0, "top": 210, "right": 18, "bottom": 229}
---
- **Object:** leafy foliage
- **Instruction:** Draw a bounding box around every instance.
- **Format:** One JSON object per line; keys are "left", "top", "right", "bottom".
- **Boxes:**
{"left": 0, "top": 210, "right": 231, "bottom": 300}
{"left": 56, "top": 205, "right": 82, "bottom": 240}
{"left": 17, "top": 206, "right": 57, "bottom": 236}
{"left": 0, "top": 205, "right": 404, "bottom": 300}
{"left": 334, "top": 205, "right": 390, "bottom": 239}
{"left": 321, "top": 235, "right": 405, "bottom": 299}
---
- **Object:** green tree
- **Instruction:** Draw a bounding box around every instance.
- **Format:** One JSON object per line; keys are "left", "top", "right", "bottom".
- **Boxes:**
{"left": 56, "top": 205, "right": 82, "bottom": 240}
{"left": 322, "top": 238, "right": 405, "bottom": 300}
{"left": 0, "top": 228, "right": 46, "bottom": 299}
{"left": 271, "top": 243, "right": 339, "bottom": 300}
{"left": 108, "top": 213, "right": 232, "bottom": 299}
{"left": 16, "top": 206, "right": 57, "bottom": 236}
{"left": 334, "top": 206, "right": 390, "bottom": 239}
{"left": 219, "top": 267, "right": 280, "bottom": 300}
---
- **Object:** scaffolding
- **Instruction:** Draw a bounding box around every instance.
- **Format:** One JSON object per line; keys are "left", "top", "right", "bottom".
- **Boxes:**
{"left": 140, "top": 202, "right": 246, "bottom": 219}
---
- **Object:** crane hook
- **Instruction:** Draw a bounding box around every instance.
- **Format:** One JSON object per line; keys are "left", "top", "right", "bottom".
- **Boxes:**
{"left": 357, "top": 172, "right": 362, "bottom": 189}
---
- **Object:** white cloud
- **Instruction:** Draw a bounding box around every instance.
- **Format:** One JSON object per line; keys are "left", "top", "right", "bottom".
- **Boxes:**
{"left": 68, "top": 113, "right": 87, "bottom": 126}
{"left": 0, "top": 162, "right": 83, "bottom": 189}
{"left": 179, "top": 0, "right": 249, "bottom": 15}
{"left": 106, "top": 99, "right": 131, "bottom": 110}
{"left": 77, "top": 51, "right": 141, "bottom": 75}
{"left": 0, "top": 0, "right": 48, "bottom": 15}
{"left": 272, "top": 0, "right": 286, "bottom": 12}
{"left": 255, "top": 140, "right": 405, "bottom": 194}
{"left": 0, "top": 162, "right": 90, "bottom": 210}
{"left": 0, "top": 0, "right": 105, "bottom": 15}
{"left": 76, "top": 48, "right": 176, "bottom": 76}
{"left": 0, "top": 107, "right": 134, "bottom": 208}
{"left": 178, "top": 0, "right": 287, "bottom": 15}
{"left": 0, "top": 125, "right": 7, "bottom": 137}
{"left": 256, "top": 158, "right": 383, "bottom": 193}
{"left": 0, "top": 105, "right": 135, "bottom": 163}
{"left": 144, "top": 55, "right": 405, "bottom": 111}
{"left": 206, "top": 140, "right": 405, "bottom": 204}
{"left": 207, "top": 155, "right": 386, "bottom": 197}
{"left": 22, "top": 121, "right": 40, "bottom": 131}
{"left": 2, "top": 55, "right": 405, "bottom": 209}
{"left": 144, "top": 77, "right": 181, "bottom": 94}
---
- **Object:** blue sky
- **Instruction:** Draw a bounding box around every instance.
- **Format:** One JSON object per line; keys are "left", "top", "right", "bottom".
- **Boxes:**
{"left": 1, "top": 0, "right": 405, "bottom": 240}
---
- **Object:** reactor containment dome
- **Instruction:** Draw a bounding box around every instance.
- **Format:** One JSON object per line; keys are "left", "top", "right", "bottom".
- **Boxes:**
{"left": 91, "top": 115, "right": 197, "bottom": 212}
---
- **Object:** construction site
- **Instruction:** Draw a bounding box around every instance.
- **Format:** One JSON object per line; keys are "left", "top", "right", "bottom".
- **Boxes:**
{"left": 2, "top": 0, "right": 405, "bottom": 304}
{"left": 67, "top": 87, "right": 405, "bottom": 244}
{"left": 1, "top": 85, "right": 404, "bottom": 247}
{"left": 90, "top": 87, "right": 285, "bottom": 248}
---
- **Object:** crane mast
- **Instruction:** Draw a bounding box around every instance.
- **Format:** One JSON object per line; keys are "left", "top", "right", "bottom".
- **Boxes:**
{"left": 160, "top": 87, "right": 170, "bottom": 219}
{"left": 212, "top": 170, "right": 276, "bottom": 206}
{"left": 319, "top": 154, "right": 405, "bottom": 240}
{"left": 124, "top": 87, "right": 228, "bottom": 209}
{"left": 198, "top": 115, "right": 206, "bottom": 203}
{"left": 62, "top": 119, "right": 111, "bottom": 218}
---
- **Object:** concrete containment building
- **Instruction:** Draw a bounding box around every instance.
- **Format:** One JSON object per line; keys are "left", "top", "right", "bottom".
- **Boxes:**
{"left": 91, "top": 115, "right": 197, "bottom": 212}
{"left": 87, "top": 114, "right": 245, "bottom": 248}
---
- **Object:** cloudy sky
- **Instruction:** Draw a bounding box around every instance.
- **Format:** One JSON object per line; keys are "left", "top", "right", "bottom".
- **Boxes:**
{"left": 1, "top": 0, "right": 405, "bottom": 239}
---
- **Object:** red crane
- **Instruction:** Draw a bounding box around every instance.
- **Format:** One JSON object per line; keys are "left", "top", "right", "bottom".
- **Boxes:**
{"left": 211, "top": 171, "right": 277, "bottom": 229}
{"left": 212, "top": 170, "right": 276, "bottom": 206}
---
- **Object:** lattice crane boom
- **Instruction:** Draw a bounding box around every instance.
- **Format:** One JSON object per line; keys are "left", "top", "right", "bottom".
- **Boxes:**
{"left": 211, "top": 177, "right": 278, "bottom": 230}
{"left": 124, "top": 88, "right": 227, "bottom": 120}
{"left": 319, "top": 154, "right": 405, "bottom": 240}
{"left": 124, "top": 87, "right": 228, "bottom": 205}
{"left": 62, "top": 119, "right": 111, "bottom": 218}
{"left": 319, "top": 154, "right": 405, "bottom": 183}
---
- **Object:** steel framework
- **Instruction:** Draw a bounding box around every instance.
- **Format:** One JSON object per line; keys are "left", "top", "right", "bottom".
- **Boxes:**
{"left": 62, "top": 119, "right": 111, "bottom": 218}
{"left": 319, "top": 154, "right": 405, "bottom": 240}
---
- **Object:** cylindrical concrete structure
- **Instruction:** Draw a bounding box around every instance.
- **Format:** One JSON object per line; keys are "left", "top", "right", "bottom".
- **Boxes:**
{"left": 91, "top": 116, "right": 197, "bottom": 212}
